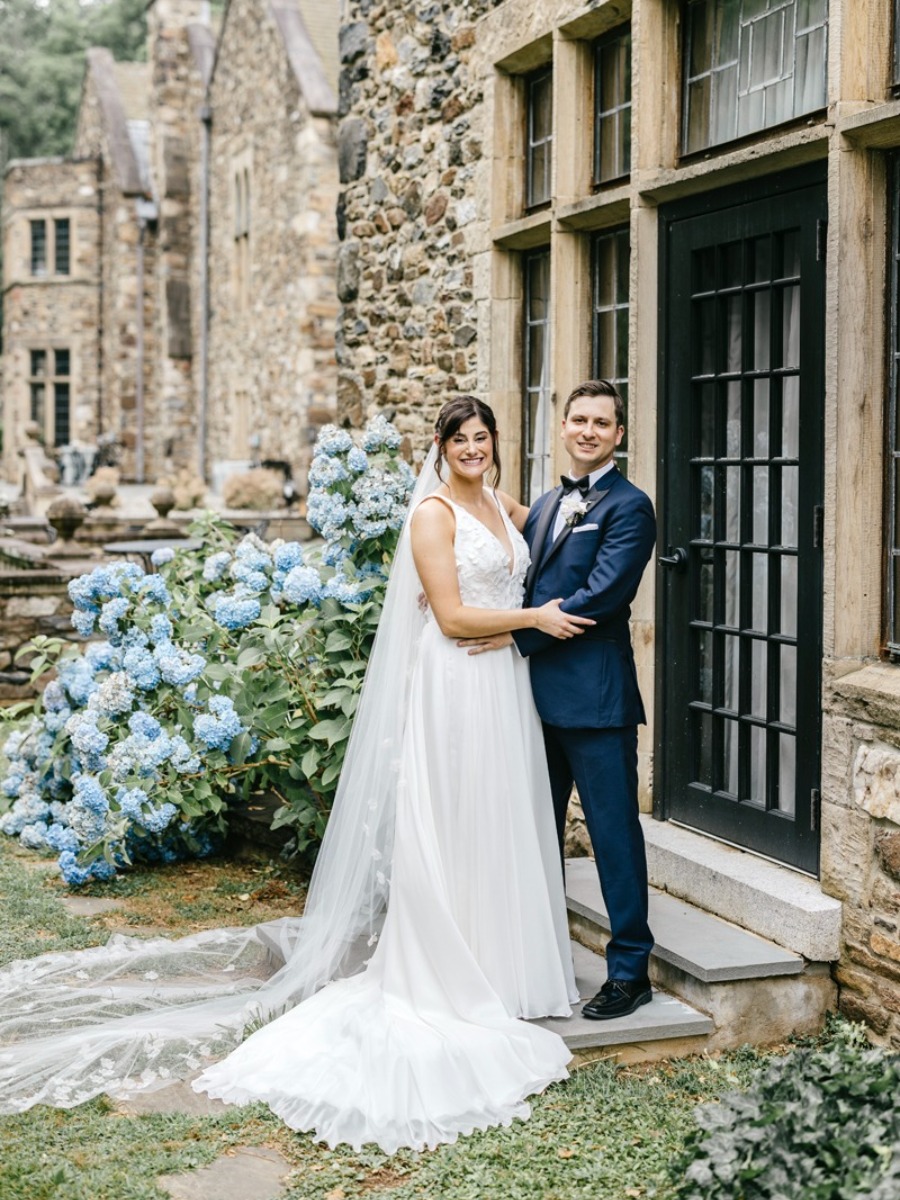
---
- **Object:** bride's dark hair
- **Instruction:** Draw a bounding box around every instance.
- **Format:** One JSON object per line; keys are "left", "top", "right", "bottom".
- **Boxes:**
{"left": 434, "top": 396, "right": 502, "bottom": 486}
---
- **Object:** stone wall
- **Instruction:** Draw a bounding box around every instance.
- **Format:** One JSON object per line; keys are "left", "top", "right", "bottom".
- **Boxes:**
{"left": 1, "top": 158, "right": 102, "bottom": 481}
{"left": 336, "top": 1, "right": 503, "bottom": 459}
{"left": 822, "top": 666, "right": 900, "bottom": 1045}
{"left": 73, "top": 64, "right": 159, "bottom": 482}
{"left": 0, "top": 568, "right": 83, "bottom": 703}
{"left": 206, "top": 0, "right": 340, "bottom": 488}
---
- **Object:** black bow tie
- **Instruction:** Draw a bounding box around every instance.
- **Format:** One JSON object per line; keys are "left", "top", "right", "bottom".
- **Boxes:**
{"left": 560, "top": 474, "right": 592, "bottom": 497}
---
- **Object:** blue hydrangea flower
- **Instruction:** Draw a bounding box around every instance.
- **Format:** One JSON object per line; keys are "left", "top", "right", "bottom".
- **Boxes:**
{"left": 153, "top": 641, "right": 205, "bottom": 686}
{"left": 58, "top": 658, "right": 100, "bottom": 707}
{"left": 139, "top": 575, "right": 170, "bottom": 606}
{"left": 72, "top": 609, "right": 96, "bottom": 637}
{"left": 193, "top": 695, "right": 245, "bottom": 751}
{"left": 85, "top": 642, "right": 120, "bottom": 672}
{"left": 42, "top": 680, "right": 67, "bottom": 712}
{"left": 361, "top": 413, "right": 403, "bottom": 452}
{"left": 209, "top": 592, "right": 261, "bottom": 630}
{"left": 0, "top": 791, "right": 50, "bottom": 835}
{"left": 203, "top": 551, "right": 232, "bottom": 582}
{"left": 148, "top": 614, "right": 173, "bottom": 644}
{"left": 44, "top": 823, "right": 80, "bottom": 854}
{"left": 98, "top": 597, "right": 130, "bottom": 638}
{"left": 89, "top": 671, "right": 135, "bottom": 717}
{"left": 122, "top": 645, "right": 161, "bottom": 691}
{"left": 65, "top": 712, "right": 110, "bottom": 760}
{"left": 140, "top": 802, "right": 178, "bottom": 834}
{"left": 150, "top": 547, "right": 175, "bottom": 567}
{"left": 273, "top": 542, "right": 304, "bottom": 572}
{"left": 316, "top": 424, "right": 354, "bottom": 457}
{"left": 128, "top": 711, "right": 162, "bottom": 740}
{"left": 281, "top": 565, "right": 323, "bottom": 607}
{"left": 58, "top": 850, "right": 116, "bottom": 887}
{"left": 19, "top": 821, "right": 49, "bottom": 851}
{"left": 308, "top": 455, "right": 349, "bottom": 489}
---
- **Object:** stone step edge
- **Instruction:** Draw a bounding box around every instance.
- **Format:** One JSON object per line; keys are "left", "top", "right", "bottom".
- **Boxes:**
{"left": 640, "top": 815, "right": 842, "bottom": 962}
{"left": 534, "top": 942, "right": 714, "bottom": 1051}
{"left": 566, "top": 859, "right": 806, "bottom": 984}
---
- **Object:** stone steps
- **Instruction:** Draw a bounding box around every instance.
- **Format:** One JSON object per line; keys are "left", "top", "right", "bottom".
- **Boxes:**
{"left": 533, "top": 941, "right": 714, "bottom": 1062}
{"left": 565, "top": 856, "right": 837, "bottom": 1052}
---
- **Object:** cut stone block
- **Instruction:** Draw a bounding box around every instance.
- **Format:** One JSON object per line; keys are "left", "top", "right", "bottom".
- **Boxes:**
{"left": 640, "top": 816, "right": 842, "bottom": 962}
{"left": 157, "top": 1146, "right": 290, "bottom": 1200}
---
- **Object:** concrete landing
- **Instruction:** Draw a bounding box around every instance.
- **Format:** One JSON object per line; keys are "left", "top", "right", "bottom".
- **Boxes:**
{"left": 533, "top": 941, "right": 714, "bottom": 1053}
{"left": 641, "top": 816, "right": 842, "bottom": 962}
{"left": 566, "top": 858, "right": 804, "bottom": 982}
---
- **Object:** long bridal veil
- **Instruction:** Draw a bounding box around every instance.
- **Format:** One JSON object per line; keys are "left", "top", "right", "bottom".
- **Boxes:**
{"left": 0, "top": 446, "right": 442, "bottom": 1113}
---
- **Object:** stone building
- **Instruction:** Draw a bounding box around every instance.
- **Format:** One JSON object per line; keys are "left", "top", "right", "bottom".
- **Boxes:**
{"left": 1, "top": 0, "right": 339, "bottom": 488}
{"left": 205, "top": 0, "right": 340, "bottom": 485}
{"left": 1, "top": 157, "right": 101, "bottom": 482}
{"left": 336, "top": 0, "right": 900, "bottom": 1044}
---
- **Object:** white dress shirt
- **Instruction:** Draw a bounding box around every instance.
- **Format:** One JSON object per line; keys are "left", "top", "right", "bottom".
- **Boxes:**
{"left": 551, "top": 460, "right": 616, "bottom": 540}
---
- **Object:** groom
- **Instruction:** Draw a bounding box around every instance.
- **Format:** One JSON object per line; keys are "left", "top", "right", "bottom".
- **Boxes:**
{"left": 472, "top": 380, "right": 657, "bottom": 1019}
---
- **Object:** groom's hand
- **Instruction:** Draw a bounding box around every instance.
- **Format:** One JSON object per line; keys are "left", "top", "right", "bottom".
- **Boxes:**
{"left": 457, "top": 632, "right": 514, "bottom": 655}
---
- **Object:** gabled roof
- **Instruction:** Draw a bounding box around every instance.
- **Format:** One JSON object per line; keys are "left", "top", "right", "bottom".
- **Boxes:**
{"left": 83, "top": 48, "right": 150, "bottom": 196}
{"left": 211, "top": 0, "right": 337, "bottom": 118}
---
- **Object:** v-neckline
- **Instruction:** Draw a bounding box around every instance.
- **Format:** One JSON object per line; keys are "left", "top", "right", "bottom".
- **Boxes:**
{"left": 444, "top": 490, "right": 516, "bottom": 576}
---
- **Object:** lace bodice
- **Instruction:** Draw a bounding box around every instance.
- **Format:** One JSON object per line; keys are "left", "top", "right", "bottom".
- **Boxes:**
{"left": 423, "top": 492, "right": 529, "bottom": 612}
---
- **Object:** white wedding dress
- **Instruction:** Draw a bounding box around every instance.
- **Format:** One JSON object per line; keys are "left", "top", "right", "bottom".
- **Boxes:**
{"left": 0, "top": 478, "right": 577, "bottom": 1154}
{"left": 194, "top": 493, "right": 578, "bottom": 1150}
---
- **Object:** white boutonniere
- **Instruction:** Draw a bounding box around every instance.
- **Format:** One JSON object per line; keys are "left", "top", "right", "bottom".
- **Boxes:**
{"left": 559, "top": 495, "right": 590, "bottom": 527}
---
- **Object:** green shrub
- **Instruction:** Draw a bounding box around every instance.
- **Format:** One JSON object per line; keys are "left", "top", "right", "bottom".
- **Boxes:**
{"left": 673, "top": 1021, "right": 900, "bottom": 1200}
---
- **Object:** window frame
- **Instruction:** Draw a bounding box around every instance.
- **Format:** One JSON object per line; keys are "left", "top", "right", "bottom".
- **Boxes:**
{"left": 54, "top": 218, "right": 71, "bottom": 276}
{"left": 30, "top": 220, "right": 47, "bottom": 277}
{"left": 682, "top": 0, "right": 830, "bottom": 159}
{"left": 27, "top": 347, "right": 71, "bottom": 447}
{"left": 591, "top": 226, "right": 631, "bottom": 472}
{"left": 522, "top": 247, "right": 553, "bottom": 501}
{"left": 525, "top": 66, "right": 553, "bottom": 211}
{"left": 593, "top": 24, "right": 633, "bottom": 187}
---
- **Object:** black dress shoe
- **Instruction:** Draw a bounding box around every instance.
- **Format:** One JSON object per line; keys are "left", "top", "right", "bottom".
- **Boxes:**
{"left": 581, "top": 978, "right": 652, "bottom": 1021}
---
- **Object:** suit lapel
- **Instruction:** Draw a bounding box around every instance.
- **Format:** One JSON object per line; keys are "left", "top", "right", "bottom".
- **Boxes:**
{"left": 524, "top": 486, "right": 563, "bottom": 596}
{"left": 539, "top": 473, "right": 618, "bottom": 573}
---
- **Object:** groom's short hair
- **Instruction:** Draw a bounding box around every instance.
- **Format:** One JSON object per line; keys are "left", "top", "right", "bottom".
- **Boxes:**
{"left": 564, "top": 380, "right": 625, "bottom": 428}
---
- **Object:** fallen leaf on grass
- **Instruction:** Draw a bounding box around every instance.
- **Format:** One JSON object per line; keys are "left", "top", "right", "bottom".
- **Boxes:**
{"left": 557, "top": 1148, "right": 578, "bottom": 1159}
{"left": 324, "top": 1190, "right": 346, "bottom": 1200}
{"left": 625, "top": 1190, "right": 643, "bottom": 1197}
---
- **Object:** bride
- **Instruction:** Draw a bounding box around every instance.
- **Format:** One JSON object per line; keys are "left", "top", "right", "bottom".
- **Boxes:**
{"left": 0, "top": 397, "right": 592, "bottom": 1154}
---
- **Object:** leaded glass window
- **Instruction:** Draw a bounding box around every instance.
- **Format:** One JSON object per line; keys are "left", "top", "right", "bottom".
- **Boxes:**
{"left": 30, "top": 220, "right": 46, "bottom": 276}
{"left": 592, "top": 228, "right": 631, "bottom": 470}
{"left": 526, "top": 68, "right": 553, "bottom": 209}
{"left": 523, "top": 249, "right": 552, "bottom": 501}
{"left": 594, "top": 27, "right": 632, "bottom": 185}
{"left": 53, "top": 349, "right": 71, "bottom": 447}
{"left": 27, "top": 348, "right": 70, "bottom": 446}
{"left": 29, "top": 350, "right": 46, "bottom": 430}
{"left": 683, "top": 0, "right": 829, "bottom": 156}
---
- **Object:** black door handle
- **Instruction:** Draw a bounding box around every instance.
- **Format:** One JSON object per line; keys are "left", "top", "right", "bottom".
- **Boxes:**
{"left": 658, "top": 546, "right": 688, "bottom": 570}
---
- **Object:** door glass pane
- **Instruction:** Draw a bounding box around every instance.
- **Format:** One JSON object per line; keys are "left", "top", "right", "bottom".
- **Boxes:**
{"left": 699, "top": 464, "right": 715, "bottom": 541}
{"left": 782, "top": 285, "right": 800, "bottom": 369}
{"left": 723, "top": 634, "right": 740, "bottom": 709}
{"left": 752, "top": 467, "right": 768, "bottom": 542}
{"left": 752, "top": 553, "right": 768, "bottom": 630}
{"left": 778, "top": 733, "right": 796, "bottom": 815}
{"left": 779, "top": 644, "right": 797, "bottom": 727}
{"left": 697, "top": 629, "right": 713, "bottom": 703}
{"left": 724, "top": 294, "right": 742, "bottom": 372}
{"left": 750, "top": 639, "right": 767, "bottom": 719}
{"left": 726, "top": 381, "right": 742, "bottom": 456}
{"left": 782, "top": 375, "right": 800, "bottom": 457}
{"left": 699, "top": 551, "right": 714, "bottom": 622}
{"left": 781, "top": 466, "right": 799, "bottom": 546}
{"left": 723, "top": 717, "right": 739, "bottom": 795}
{"left": 725, "top": 466, "right": 742, "bottom": 541}
{"left": 749, "top": 726, "right": 767, "bottom": 805}
{"left": 780, "top": 555, "right": 798, "bottom": 637}
{"left": 751, "top": 290, "right": 771, "bottom": 369}
{"left": 753, "top": 379, "right": 770, "bottom": 456}
{"left": 724, "top": 550, "right": 740, "bottom": 625}
{"left": 699, "top": 383, "right": 716, "bottom": 456}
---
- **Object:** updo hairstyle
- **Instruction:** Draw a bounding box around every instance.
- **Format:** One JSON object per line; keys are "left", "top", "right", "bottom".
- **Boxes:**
{"left": 433, "top": 396, "right": 502, "bottom": 486}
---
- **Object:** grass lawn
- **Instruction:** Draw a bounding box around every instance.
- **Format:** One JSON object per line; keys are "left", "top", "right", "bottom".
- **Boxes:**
{"left": 0, "top": 838, "right": 772, "bottom": 1200}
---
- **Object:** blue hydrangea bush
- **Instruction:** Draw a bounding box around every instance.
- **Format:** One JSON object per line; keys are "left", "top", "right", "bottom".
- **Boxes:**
{"left": 0, "top": 416, "right": 414, "bottom": 885}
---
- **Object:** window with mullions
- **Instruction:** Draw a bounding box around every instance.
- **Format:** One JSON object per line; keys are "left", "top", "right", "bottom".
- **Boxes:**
{"left": 886, "top": 157, "right": 900, "bottom": 655}
{"left": 523, "top": 249, "right": 552, "bottom": 502}
{"left": 526, "top": 68, "right": 553, "bottom": 209}
{"left": 30, "top": 220, "right": 47, "bottom": 276}
{"left": 28, "top": 348, "right": 71, "bottom": 446}
{"left": 683, "top": 0, "right": 829, "bottom": 156}
{"left": 592, "top": 227, "right": 631, "bottom": 471}
{"left": 594, "top": 27, "right": 632, "bottom": 185}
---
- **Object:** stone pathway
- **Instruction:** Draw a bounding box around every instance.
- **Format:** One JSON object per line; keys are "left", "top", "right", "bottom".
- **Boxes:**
{"left": 157, "top": 1145, "right": 292, "bottom": 1200}
{"left": 58, "top": 895, "right": 122, "bottom": 917}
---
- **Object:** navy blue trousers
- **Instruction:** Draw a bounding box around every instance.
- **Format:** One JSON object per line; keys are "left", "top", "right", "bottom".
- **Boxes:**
{"left": 542, "top": 723, "right": 653, "bottom": 982}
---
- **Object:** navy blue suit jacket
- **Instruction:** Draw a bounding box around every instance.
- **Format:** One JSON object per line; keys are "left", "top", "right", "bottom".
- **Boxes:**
{"left": 513, "top": 467, "right": 656, "bottom": 729}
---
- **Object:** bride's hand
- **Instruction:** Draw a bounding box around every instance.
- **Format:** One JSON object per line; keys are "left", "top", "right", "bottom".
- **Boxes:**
{"left": 534, "top": 599, "right": 595, "bottom": 639}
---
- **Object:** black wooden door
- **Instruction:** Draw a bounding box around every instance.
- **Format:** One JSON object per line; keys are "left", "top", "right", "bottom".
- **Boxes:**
{"left": 657, "top": 169, "right": 826, "bottom": 875}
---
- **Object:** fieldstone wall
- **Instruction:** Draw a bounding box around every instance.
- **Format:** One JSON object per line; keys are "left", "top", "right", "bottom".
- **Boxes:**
{"left": 207, "top": 0, "right": 339, "bottom": 487}
{"left": 74, "top": 65, "right": 159, "bottom": 482}
{"left": 1, "top": 158, "right": 101, "bottom": 481}
{"left": 822, "top": 666, "right": 900, "bottom": 1047}
{"left": 0, "top": 569, "right": 82, "bottom": 703}
{"left": 336, "top": 0, "right": 505, "bottom": 458}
